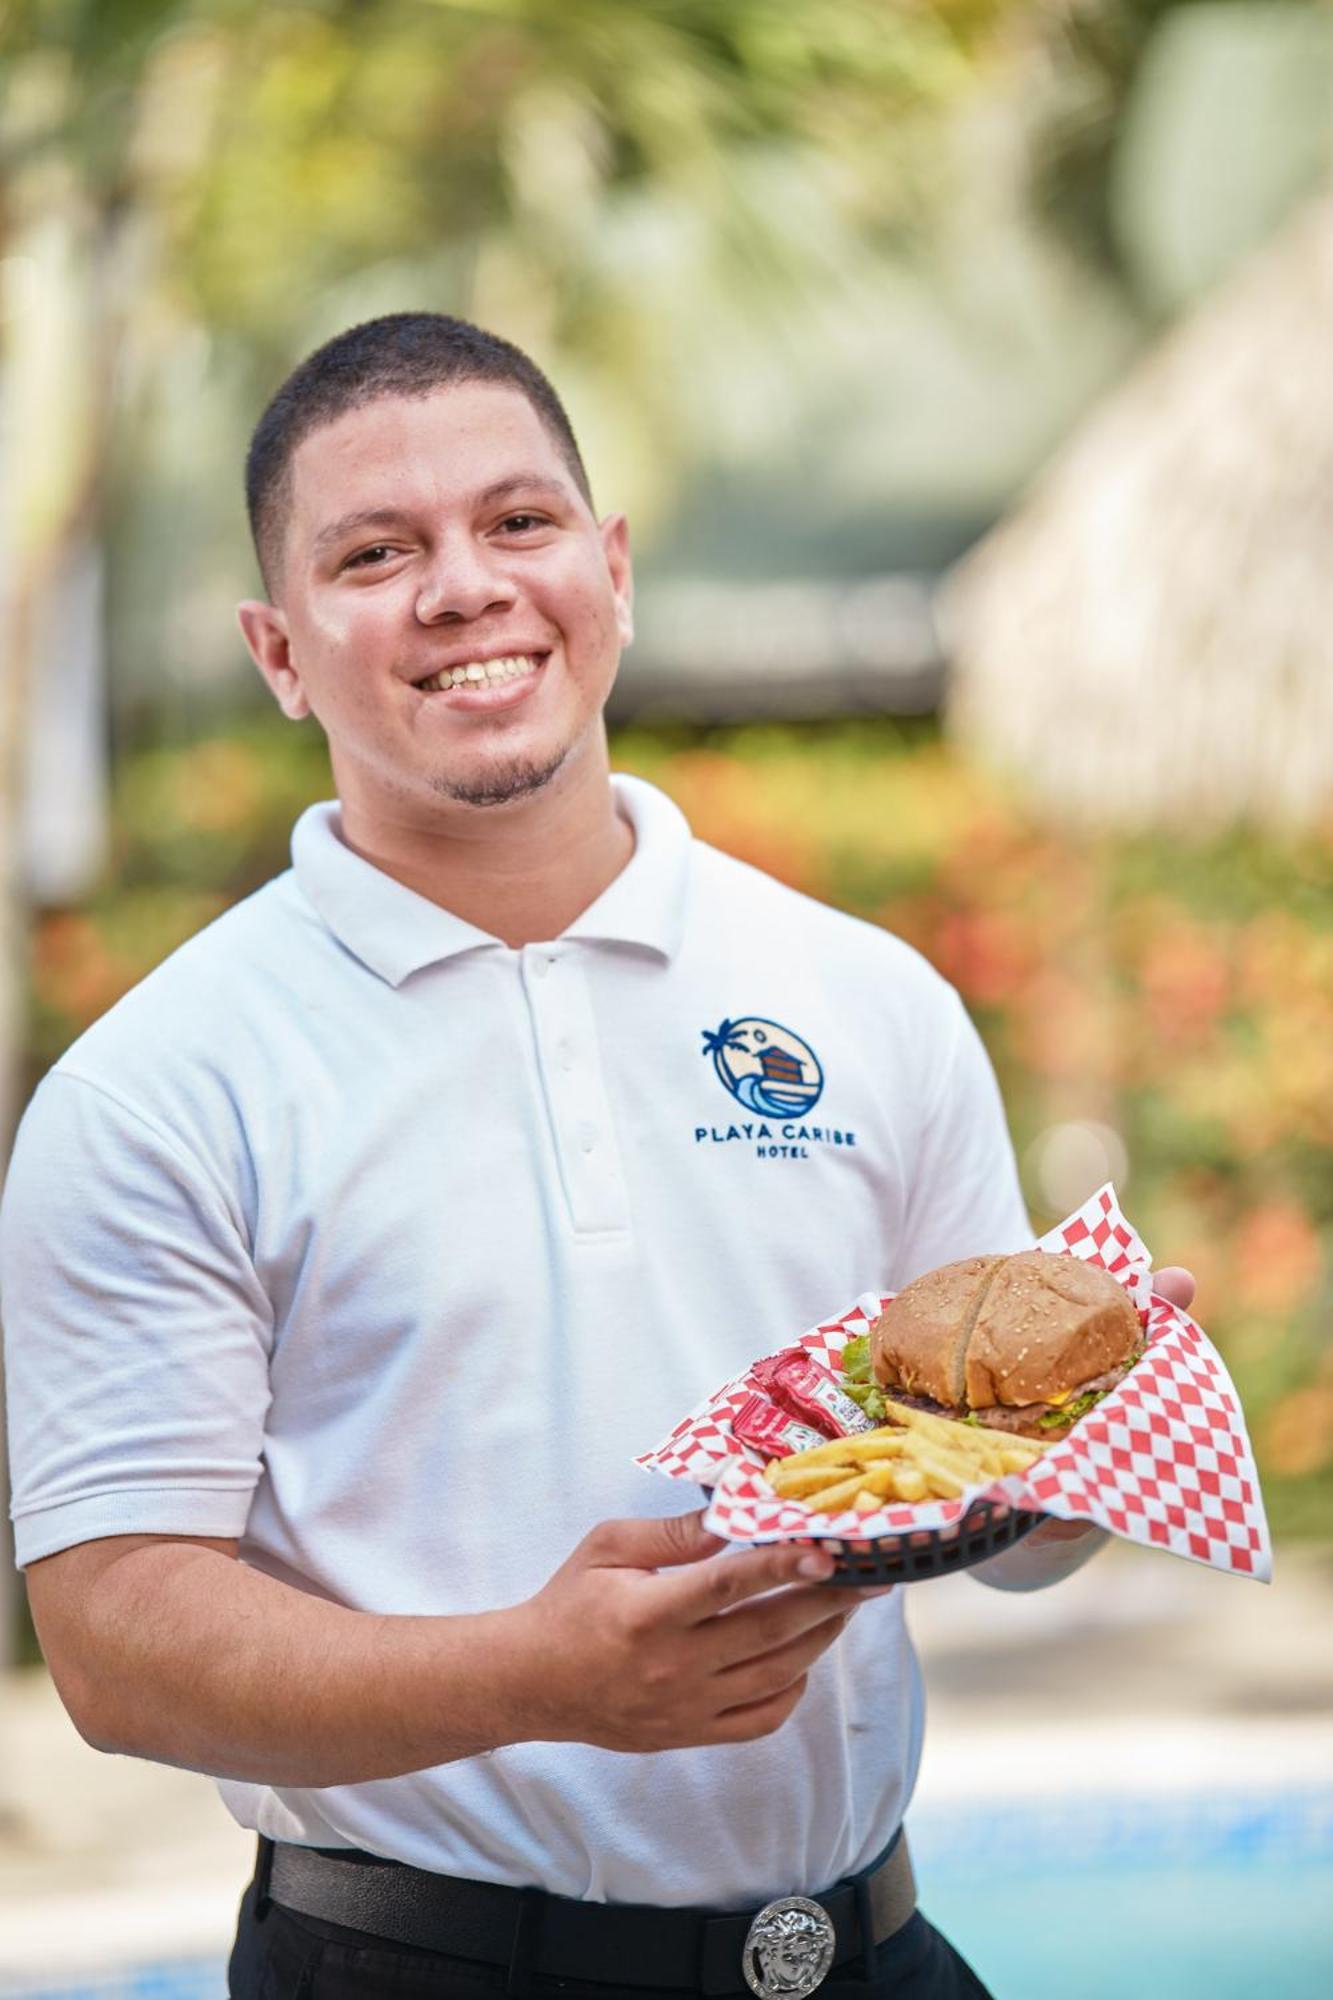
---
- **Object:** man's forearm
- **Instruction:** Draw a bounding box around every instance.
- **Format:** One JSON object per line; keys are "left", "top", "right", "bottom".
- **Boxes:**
{"left": 969, "top": 1521, "right": 1109, "bottom": 1593}
{"left": 70, "top": 1544, "right": 530, "bottom": 1786}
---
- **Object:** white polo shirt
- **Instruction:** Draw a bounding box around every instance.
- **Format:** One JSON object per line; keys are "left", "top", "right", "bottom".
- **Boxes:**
{"left": 2, "top": 774, "right": 1029, "bottom": 1909}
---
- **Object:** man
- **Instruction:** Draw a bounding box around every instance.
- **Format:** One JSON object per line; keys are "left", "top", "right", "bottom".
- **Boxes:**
{"left": 3, "top": 315, "right": 1193, "bottom": 1999}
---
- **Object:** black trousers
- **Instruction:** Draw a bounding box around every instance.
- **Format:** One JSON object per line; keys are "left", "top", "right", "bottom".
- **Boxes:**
{"left": 227, "top": 1845, "right": 997, "bottom": 2000}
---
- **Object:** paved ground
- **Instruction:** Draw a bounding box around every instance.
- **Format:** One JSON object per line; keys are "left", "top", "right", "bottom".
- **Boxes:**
{"left": 1, "top": 1541, "right": 1330, "bottom": 1979}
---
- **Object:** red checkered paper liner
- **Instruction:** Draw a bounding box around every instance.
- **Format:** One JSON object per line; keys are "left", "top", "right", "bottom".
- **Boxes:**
{"left": 636, "top": 1184, "right": 1271, "bottom": 1580}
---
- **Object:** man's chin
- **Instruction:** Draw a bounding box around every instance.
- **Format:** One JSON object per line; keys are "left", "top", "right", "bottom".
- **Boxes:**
{"left": 432, "top": 750, "right": 567, "bottom": 810}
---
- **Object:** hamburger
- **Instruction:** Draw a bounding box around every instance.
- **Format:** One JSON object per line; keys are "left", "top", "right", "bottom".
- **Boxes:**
{"left": 842, "top": 1251, "right": 1144, "bottom": 1439}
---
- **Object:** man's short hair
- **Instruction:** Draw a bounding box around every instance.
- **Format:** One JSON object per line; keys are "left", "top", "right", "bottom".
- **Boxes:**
{"left": 245, "top": 312, "right": 593, "bottom": 596}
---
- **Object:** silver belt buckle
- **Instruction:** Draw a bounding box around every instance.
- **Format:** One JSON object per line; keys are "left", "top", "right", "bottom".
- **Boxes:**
{"left": 741, "top": 1894, "right": 837, "bottom": 1998}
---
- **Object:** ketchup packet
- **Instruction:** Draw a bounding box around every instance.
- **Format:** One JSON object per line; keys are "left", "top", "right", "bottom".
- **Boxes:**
{"left": 748, "top": 1347, "right": 875, "bottom": 1439}
{"left": 731, "top": 1393, "right": 827, "bottom": 1460}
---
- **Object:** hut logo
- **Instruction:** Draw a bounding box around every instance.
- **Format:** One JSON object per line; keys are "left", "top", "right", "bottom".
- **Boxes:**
{"left": 701, "top": 1016, "right": 825, "bottom": 1118}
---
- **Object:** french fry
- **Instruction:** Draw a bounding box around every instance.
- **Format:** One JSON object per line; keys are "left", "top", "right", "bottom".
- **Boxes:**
{"left": 785, "top": 1424, "right": 912, "bottom": 1465}
{"left": 959, "top": 1435, "right": 1041, "bottom": 1479}
{"left": 853, "top": 1490, "right": 880, "bottom": 1515}
{"left": 767, "top": 1431, "right": 880, "bottom": 1468}
{"left": 839, "top": 1431, "right": 911, "bottom": 1462}
{"left": 763, "top": 1424, "right": 911, "bottom": 1495}
{"left": 904, "top": 1448, "right": 968, "bottom": 1499}
{"left": 800, "top": 1467, "right": 879, "bottom": 1513}
{"left": 884, "top": 1465, "right": 928, "bottom": 1503}
{"left": 860, "top": 1462, "right": 911, "bottom": 1498}
{"left": 997, "top": 1444, "right": 1044, "bottom": 1474}
{"left": 803, "top": 1461, "right": 907, "bottom": 1517}
{"left": 881, "top": 1398, "right": 977, "bottom": 1450}
{"left": 954, "top": 1435, "right": 1011, "bottom": 1477}
{"left": 769, "top": 1462, "right": 859, "bottom": 1498}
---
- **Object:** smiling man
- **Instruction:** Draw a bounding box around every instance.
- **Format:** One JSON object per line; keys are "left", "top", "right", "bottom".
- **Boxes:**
{"left": 2, "top": 315, "right": 1191, "bottom": 2000}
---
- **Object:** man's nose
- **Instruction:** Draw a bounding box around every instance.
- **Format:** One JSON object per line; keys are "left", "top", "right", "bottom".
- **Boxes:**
{"left": 414, "top": 540, "right": 517, "bottom": 624}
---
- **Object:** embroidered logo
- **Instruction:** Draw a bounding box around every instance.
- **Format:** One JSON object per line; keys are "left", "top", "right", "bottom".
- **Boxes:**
{"left": 701, "top": 1016, "right": 825, "bottom": 1117}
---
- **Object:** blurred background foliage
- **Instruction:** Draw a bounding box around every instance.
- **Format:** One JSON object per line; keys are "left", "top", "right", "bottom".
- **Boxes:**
{"left": 2, "top": 0, "right": 1332, "bottom": 1596}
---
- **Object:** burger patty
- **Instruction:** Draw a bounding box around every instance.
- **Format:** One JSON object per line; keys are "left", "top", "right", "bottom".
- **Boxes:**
{"left": 972, "top": 1359, "right": 1135, "bottom": 1435}
{"left": 883, "top": 1359, "right": 1134, "bottom": 1436}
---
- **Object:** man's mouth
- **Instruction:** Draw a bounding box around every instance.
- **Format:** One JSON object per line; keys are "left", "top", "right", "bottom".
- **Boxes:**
{"left": 414, "top": 652, "right": 547, "bottom": 694}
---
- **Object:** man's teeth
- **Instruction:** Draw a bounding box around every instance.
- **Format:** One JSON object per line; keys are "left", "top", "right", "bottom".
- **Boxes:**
{"left": 417, "top": 655, "right": 541, "bottom": 693}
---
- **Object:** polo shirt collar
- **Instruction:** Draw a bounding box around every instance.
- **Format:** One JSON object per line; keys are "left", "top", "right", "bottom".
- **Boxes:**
{"left": 290, "top": 774, "right": 691, "bottom": 986}
{"left": 563, "top": 776, "right": 690, "bottom": 960}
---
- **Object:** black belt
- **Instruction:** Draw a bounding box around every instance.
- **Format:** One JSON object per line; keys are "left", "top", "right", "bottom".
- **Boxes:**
{"left": 264, "top": 1828, "right": 917, "bottom": 1995}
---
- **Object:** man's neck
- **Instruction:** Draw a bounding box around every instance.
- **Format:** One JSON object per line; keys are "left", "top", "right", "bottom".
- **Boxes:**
{"left": 337, "top": 761, "right": 635, "bottom": 949}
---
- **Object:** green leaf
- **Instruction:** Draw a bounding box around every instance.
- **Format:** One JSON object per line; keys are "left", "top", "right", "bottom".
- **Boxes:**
{"left": 841, "top": 1333, "right": 871, "bottom": 1382}
{"left": 840, "top": 1337, "right": 886, "bottom": 1420}
{"left": 1036, "top": 1388, "right": 1102, "bottom": 1432}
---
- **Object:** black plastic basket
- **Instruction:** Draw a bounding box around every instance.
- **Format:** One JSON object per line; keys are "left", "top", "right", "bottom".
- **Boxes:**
{"left": 815, "top": 1496, "right": 1045, "bottom": 1586}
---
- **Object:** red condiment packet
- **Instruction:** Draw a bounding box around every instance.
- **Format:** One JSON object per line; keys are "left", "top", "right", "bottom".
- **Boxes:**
{"left": 731, "top": 1392, "right": 828, "bottom": 1459}
{"left": 749, "top": 1347, "right": 876, "bottom": 1439}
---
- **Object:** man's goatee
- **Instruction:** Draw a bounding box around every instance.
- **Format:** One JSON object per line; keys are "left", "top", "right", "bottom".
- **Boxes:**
{"left": 434, "top": 750, "right": 567, "bottom": 809}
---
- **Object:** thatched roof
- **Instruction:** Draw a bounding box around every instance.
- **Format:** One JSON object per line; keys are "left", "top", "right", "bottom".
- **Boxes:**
{"left": 942, "top": 189, "right": 1333, "bottom": 833}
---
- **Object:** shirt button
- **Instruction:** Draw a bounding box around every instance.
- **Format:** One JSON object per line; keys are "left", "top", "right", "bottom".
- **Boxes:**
{"left": 531, "top": 953, "right": 556, "bottom": 981}
{"left": 577, "top": 1121, "right": 598, "bottom": 1153}
{"left": 559, "top": 1042, "right": 577, "bottom": 1072}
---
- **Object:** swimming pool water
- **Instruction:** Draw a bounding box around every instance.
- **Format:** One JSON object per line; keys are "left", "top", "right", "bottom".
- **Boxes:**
{"left": 912, "top": 1789, "right": 1333, "bottom": 1999}
{"left": 2, "top": 1791, "right": 1329, "bottom": 1999}
{"left": 0, "top": 1968, "right": 224, "bottom": 2000}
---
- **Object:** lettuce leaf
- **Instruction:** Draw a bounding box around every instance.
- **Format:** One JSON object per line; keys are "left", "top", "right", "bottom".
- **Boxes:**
{"left": 1036, "top": 1388, "right": 1102, "bottom": 1431}
{"left": 840, "top": 1335, "right": 886, "bottom": 1420}
{"left": 842, "top": 1334, "right": 872, "bottom": 1383}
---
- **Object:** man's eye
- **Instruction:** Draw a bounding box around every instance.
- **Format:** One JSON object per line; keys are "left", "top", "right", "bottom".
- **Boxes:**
{"left": 498, "top": 513, "right": 546, "bottom": 534}
{"left": 344, "top": 545, "right": 395, "bottom": 569}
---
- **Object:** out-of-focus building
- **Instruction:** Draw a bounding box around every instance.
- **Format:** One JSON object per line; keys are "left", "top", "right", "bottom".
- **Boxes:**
{"left": 944, "top": 189, "right": 1333, "bottom": 833}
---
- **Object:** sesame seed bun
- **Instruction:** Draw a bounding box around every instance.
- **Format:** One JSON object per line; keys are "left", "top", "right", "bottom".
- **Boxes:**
{"left": 869, "top": 1250, "right": 1141, "bottom": 1436}
{"left": 964, "top": 1252, "right": 1141, "bottom": 1411}
{"left": 867, "top": 1255, "right": 1001, "bottom": 1408}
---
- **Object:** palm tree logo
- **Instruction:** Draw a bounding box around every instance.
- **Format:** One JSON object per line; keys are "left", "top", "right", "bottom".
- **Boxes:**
{"left": 701, "top": 1018, "right": 751, "bottom": 1063}
{"left": 701, "top": 1015, "right": 825, "bottom": 1117}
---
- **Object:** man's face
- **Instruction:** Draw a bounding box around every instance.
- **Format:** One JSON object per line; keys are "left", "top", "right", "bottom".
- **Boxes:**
{"left": 240, "top": 383, "right": 633, "bottom": 829}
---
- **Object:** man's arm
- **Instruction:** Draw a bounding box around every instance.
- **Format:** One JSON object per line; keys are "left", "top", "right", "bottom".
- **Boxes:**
{"left": 967, "top": 1517, "right": 1109, "bottom": 1594}
{"left": 26, "top": 1513, "right": 863, "bottom": 1785}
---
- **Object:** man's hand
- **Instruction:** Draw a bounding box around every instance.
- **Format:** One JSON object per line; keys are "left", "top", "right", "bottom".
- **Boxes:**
{"left": 1150, "top": 1266, "right": 1195, "bottom": 1314}
{"left": 974, "top": 1261, "right": 1196, "bottom": 1587}
{"left": 504, "top": 1512, "right": 867, "bottom": 1752}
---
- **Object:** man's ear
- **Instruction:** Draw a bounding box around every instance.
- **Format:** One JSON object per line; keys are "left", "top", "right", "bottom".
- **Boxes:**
{"left": 237, "top": 600, "right": 310, "bottom": 720}
{"left": 601, "top": 513, "right": 634, "bottom": 648}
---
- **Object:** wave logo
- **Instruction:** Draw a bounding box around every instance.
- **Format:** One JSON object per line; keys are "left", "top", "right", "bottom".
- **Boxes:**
{"left": 701, "top": 1016, "right": 825, "bottom": 1119}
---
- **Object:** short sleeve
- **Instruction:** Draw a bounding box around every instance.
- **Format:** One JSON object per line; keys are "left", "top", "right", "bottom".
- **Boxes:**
{"left": 897, "top": 992, "right": 1033, "bottom": 1281}
{"left": 2, "top": 1071, "right": 274, "bottom": 1567}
